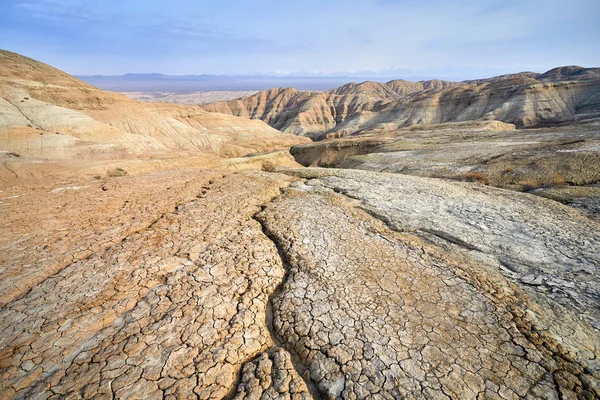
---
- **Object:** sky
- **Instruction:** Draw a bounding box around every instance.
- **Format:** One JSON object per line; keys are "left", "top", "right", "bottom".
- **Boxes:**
{"left": 1, "top": 0, "right": 599, "bottom": 79}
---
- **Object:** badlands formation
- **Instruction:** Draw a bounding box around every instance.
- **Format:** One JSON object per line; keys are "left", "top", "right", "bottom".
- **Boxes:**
{"left": 0, "top": 50, "right": 308, "bottom": 166}
{"left": 1, "top": 50, "right": 600, "bottom": 399}
{"left": 203, "top": 67, "right": 600, "bottom": 140}
{"left": 203, "top": 65, "right": 600, "bottom": 220}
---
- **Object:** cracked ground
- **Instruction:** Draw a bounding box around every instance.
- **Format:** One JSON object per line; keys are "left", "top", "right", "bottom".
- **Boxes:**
{"left": 1, "top": 167, "right": 599, "bottom": 399}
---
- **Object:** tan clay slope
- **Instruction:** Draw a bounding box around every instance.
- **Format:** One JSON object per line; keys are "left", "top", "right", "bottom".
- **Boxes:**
{"left": 203, "top": 67, "right": 600, "bottom": 140}
{"left": 0, "top": 50, "right": 309, "bottom": 159}
{"left": 202, "top": 82, "right": 415, "bottom": 139}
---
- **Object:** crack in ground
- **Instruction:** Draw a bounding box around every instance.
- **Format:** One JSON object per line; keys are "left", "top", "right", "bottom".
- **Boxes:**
{"left": 252, "top": 198, "right": 324, "bottom": 400}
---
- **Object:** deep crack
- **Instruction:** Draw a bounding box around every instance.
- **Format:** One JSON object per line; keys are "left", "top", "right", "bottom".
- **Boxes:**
{"left": 253, "top": 198, "right": 323, "bottom": 400}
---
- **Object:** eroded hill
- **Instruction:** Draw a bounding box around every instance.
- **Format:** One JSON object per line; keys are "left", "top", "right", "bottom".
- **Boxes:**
{"left": 0, "top": 50, "right": 309, "bottom": 165}
{"left": 203, "top": 67, "right": 600, "bottom": 140}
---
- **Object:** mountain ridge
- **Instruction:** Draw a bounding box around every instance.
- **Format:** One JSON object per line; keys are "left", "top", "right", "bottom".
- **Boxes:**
{"left": 202, "top": 66, "right": 600, "bottom": 140}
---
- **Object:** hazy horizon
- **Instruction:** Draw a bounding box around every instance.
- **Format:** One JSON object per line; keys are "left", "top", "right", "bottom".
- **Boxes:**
{"left": 74, "top": 66, "right": 593, "bottom": 92}
{"left": 1, "top": 0, "right": 599, "bottom": 80}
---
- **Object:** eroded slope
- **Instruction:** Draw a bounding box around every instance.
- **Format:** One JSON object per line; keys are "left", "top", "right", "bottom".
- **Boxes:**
{"left": 0, "top": 50, "right": 309, "bottom": 160}
{"left": 203, "top": 67, "right": 600, "bottom": 139}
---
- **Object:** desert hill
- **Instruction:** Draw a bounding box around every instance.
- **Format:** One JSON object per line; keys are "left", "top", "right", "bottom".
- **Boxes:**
{"left": 203, "top": 66, "right": 600, "bottom": 139}
{"left": 0, "top": 50, "right": 309, "bottom": 163}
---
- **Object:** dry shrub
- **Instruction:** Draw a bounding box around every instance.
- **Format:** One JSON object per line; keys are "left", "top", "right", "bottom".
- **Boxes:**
{"left": 107, "top": 167, "right": 128, "bottom": 177}
{"left": 464, "top": 171, "right": 488, "bottom": 184}
{"left": 518, "top": 179, "right": 539, "bottom": 191}
{"left": 261, "top": 161, "right": 277, "bottom": 172}
{"left": 566, "top": 153, "right": 600, "bottom": 185}
{"left": 427, "top": 168, "right": 453, "bottom": 179}
{"left": 550, "top": 174, "right": 566, "bottom": 186}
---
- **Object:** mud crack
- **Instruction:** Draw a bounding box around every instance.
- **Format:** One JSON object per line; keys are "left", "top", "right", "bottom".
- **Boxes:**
{"left": 251, "top": 198, "right": 323, "bottom": 400}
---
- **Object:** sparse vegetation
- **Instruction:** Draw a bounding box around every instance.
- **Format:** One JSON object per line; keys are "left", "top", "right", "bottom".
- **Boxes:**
{"left": 423, "top": 152, "right": 598, "bottom": 194}
{"left": 517, "top": 179, "right": 540, "bottom": 192}
{"left": 107, "top": 167, "right": 128, "bottom": 177}
{"left": 464, "top": 171, "right": 488, "bottom": 184}
{"left": 464, "top": 153, "right": 600, "bottom": 192}
{"left": 550, "top": 174, "right": 566, "bottom": 186}
{"left": 565, "top": 153, "right": 600, "bottom": 186}
{"left": 261, "top": 161, "right": 277, "bottom": 172}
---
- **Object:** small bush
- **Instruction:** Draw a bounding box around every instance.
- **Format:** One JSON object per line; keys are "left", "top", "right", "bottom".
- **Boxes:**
{"left": 567, "top": 153, "right": 600, "bottom": 186}
{"left": 107, "top": 167, "right": 128, "bottom": 177}
{"left": 261, "top": 161, "right": 276, "bottom": 172}
{"left": 550, "top": 174, "right": 566, "bottom": 186}
{"left": 518, "top": 179, "right": 539, "bottom": 191}
{"left": 464, "top": 171, "right": 488, "bottom": 184}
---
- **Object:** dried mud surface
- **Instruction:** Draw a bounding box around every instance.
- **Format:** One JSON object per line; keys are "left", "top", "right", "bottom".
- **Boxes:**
{"left": 1, "top": 167, "right": 599, "bottom": 399}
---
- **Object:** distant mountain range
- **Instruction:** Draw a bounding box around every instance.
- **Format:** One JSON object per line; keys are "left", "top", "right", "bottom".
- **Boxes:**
{"left": 77, "top": 73, "right": 440, "bottom": 92}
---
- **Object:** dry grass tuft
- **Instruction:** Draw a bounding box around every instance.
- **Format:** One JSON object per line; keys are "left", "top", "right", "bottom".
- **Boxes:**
{"left": 107, "top": 167, "right": 128, "bottom": 177}
{"left": 464, "top": 171, "right": 488, "bottom": 184}
{"left": 261, "top": 161, "right": 277, "bottom": 172}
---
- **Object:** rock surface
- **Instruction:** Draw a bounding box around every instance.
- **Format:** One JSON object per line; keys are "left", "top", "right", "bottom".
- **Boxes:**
{"left": 203, "top": 67, "right": 600, "bottom": 139}
{"left": 257, "top": 169, "right": 600, "bottom": 398}
{"left": 1, "top": 167, "right": 599, "bottom": 399}
{"left": 280, "top": 169, "right": 600, "bottom": 331}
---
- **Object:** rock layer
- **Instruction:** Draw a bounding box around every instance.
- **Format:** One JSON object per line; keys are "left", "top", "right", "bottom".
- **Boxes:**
{"left": 203, "top": 67, "right": 600, "bottom": 139}
{"left": 0, "top": 50, "right": 309, "bottom": 160}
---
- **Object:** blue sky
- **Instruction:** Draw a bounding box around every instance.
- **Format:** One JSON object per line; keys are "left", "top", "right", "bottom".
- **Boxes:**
{"left": 1, "top": 0, "right": 599, "bottom": 79}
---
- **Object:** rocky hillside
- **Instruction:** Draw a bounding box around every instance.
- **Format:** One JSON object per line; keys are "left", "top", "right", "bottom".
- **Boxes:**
{"left": 0, "top": 50, "right": 309, "bottom": 161}
{"left": 203, "top": 66, "right": 600, "bottom": 139}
